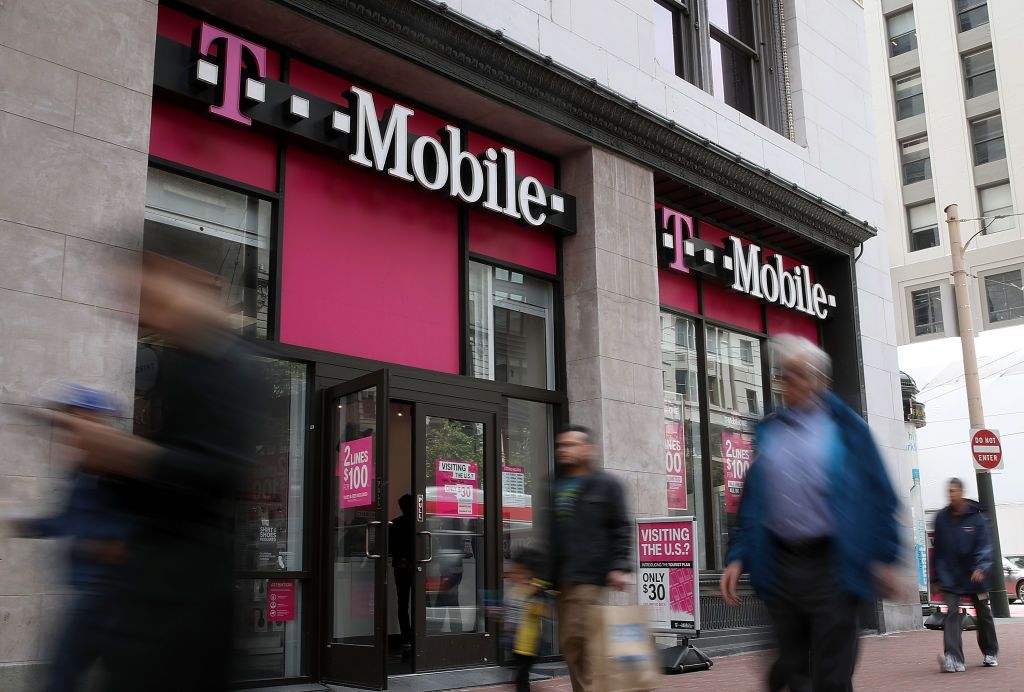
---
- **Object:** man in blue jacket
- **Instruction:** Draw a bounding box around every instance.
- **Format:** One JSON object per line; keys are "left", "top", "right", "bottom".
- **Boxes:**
{"left": 719, "top": 335, "right": 903, "bottom": 692}
{"left": 931, "top": 477, "right": 999, "bottom": 672}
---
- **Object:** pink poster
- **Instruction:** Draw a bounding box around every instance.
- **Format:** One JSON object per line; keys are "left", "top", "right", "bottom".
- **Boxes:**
{"left": 431, "top": 460, "right": 482, "bottom": 517}
{"left": 337, "top": 435, "right": 374, "bottom": 509}
{"left": 722, "top": 431, "right": 754, "bottom": 514}
{"left": 664, "top": 422, "right": 687, "bottom": 511}
{"left": 267, "top": 579, "right": 295, "bottom": 622}
{"left": 637, "top": 518, "right": 698, "bottom": 633}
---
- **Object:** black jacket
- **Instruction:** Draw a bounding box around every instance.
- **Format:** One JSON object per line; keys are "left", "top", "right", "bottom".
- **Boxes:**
{"left": 932, "top": 499, "right": 993, "bottom": 595}
{"left": 548, "top": 471, "right": 633, "bottom": 586}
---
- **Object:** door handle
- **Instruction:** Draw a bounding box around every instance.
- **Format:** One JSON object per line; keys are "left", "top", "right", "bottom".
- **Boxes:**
{"left": 364, "top": 521, "right": 382, "bottom": 559}
{"left": 417, "top": 530, "right": 434, "bottom": 563}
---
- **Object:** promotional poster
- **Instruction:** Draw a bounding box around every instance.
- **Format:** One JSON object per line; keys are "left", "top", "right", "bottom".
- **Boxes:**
{"left": 665, "top": 422, "right": 687, "bottom": 511}
{"left": 722, "top": 431, "right": 753, "bottom": 514}
{"left": 636, "top": 517, "right": 700, "bottom": 634}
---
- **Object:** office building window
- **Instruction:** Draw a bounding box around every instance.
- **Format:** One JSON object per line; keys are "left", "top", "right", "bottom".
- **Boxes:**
{"left": 894, "top": 73, "right": 925, "bottom": 120}
{"left": 910, "top": 286, "right": 944, "bottom": 336}
{"left": 887, "top": 9, "right": 917, "bottom": 57}
{"left": 739, "top": 339, "right": 754, "bottom": 365}
{"left": 908, "top": 203, "right": 939, "bottom": 252}
{"left": 745, "top": 389, "right": 760, "bottom": 416}
{"left": 654, "top": 0, "right": 698, "bottom": 84}
{"left": 900, "top": 136, "right": 932, "bottom": 185}
{"left": 971, "top": 114, "right": 1005, "bottom": 165}
{"left": 979, "top": 184, "right": 1015, "bottom": 235}
{"left": 708, "top": 0, "right": 758, "bottom": 120}
{"left": 956, "top": 0, "right": 989, "bottom": 32}
{"left": 468, "top": 262, "right": 555, "bottom": 389}
{"left": 963, "top": 49, "right": 997, "bottom": 99}
{"left": 984, "top": 269, "right": 1024, "bottom": 324}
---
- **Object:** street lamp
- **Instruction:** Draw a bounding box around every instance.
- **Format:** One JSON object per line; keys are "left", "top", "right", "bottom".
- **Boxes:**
{"left": 944, "top": 203, "right": 1010, "bottom": 618}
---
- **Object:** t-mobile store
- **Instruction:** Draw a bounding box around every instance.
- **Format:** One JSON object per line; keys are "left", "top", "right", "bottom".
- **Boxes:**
{"left": 135, "top": 3, "right": 873, "bottom": 689}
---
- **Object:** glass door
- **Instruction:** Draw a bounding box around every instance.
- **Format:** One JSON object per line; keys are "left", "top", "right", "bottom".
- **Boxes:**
{"left": 323, "top": 371, "right": 389, "bottom": 688}
{"left": 413, "top": 404, "right": 498, "bottom": 670}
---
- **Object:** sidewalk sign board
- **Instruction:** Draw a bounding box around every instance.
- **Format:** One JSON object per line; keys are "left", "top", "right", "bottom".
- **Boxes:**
{"left": 636, "top": 516, "right": 700, "bottom": 635}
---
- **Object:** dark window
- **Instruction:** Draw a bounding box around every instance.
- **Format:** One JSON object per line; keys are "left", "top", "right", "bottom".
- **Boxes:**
{"left": 745, "top": 388, "right": 760, "bottom": 415}
{"left": 984, "top": 269, "right": 1024, "bottom": 324}
{"left": 654, "top": 0, "right": 698, "bottom": 83}
{"left": 894, "top": 73, "right": 925, "bottom": 120}
{"left": 907, "top": 203, "right": 939, "bottom": 252}
{"left": 963, "top": 49, "right": 997, "bottom": 99}
{"left": 971, "top": 114, "right": 1005, "bottom": 164}
{"left": 887, "top": 9, "right": 918, "bottom": 57}
{"left": 979, "top": 184, "right": 1015, "bottom": 234}
{"left": 901, "top": 136, "right": 931, "bottom": 185}
{"left": 911, "top": 286, "right": 944, "bottom": 336}
{"left": 956, "top": 0, "right": 989, "bottom": 32}
{"left": 708, "top": 0, "right": 758, "bottom": 120}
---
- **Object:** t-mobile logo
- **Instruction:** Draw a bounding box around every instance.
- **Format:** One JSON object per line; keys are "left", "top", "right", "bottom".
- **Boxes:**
{"left": 194, "top": 23, "right": 267, "bottom": 125}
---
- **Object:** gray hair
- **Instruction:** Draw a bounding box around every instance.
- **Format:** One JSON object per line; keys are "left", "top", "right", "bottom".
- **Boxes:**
{"left": 770, "top": 334, "right": 832, "bottom": 383}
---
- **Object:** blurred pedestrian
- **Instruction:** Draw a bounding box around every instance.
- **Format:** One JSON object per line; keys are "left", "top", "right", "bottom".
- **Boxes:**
{"left": 719, "top": 335, "right": 902, "bottom": 692}
{"left": 390, "top": 493, "right": 416, "bottom": 657}
{"left": 7, "top": 385, "right": 131, "bottom": 692}
{"left": 501, "top": 547, "right": 547, "bottom": 692}
{"left": 549, "top": 425, "right": 632, "bottom": 692}
{"left": 931, "top": 477, "right": 999, "bottom": 672}
{"left": 46, "top": 252, "right": 261, "bottom": 692}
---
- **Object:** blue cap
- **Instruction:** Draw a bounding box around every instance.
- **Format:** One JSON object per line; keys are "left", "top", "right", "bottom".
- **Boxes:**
{"left": 54, "top": 384, "right": 118, "bottom": 415}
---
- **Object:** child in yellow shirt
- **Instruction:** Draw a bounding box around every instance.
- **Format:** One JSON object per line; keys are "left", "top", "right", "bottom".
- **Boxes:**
{"left": 503, "top": 548, "right": 546, "bottom": 692}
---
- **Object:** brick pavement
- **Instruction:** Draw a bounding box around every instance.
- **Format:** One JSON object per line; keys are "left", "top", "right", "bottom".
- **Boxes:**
{"left": 462, "top": 618, "right": 1024, "bottom": 692}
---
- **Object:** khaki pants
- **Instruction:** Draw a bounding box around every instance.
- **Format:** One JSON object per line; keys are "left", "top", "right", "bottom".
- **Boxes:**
{"left": 558, "top": 583, "right": 604, "bottom": 692}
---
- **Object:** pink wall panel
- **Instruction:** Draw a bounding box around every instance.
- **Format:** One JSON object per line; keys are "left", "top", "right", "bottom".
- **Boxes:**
{"left": 702, "top": 282, "right": 764, "bottom": 333}
{"left": 468, "top": 211, "right": 557, "bottom": 275}
{"left": 279, "top": 147, "right": 461, "bottom": 373}
{"left": 149, "top": 100, "right": 278, "bottom": 191}
{"left": 157, "top": 5, "right": 281, "bottom": 79}
{"left": 766, "top": 305, "right": 820, "bottom": 344}
{"left": 658, "top": 269, "right": 698, "bottom": 314}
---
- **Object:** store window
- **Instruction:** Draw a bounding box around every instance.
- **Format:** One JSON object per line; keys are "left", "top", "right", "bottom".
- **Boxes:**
{"left": 962, "top": 49, "right": 997, "bottom": 99}
{"left": 660, "top": 313, "right": 706, "bottom": 569}
{"left": 654, "top": 0, "right": 698, "bottom": 84}
{"left": 971, "top": 114, "right": 1005, "bottom": 165}
{"left": 900, "top": 136, "right": 932, "bottom": 185}
{"left": 907, "top": 202, "right": 939, "bottom": 252}
{"left": 956, "top": 0, "right": 989, "bottom": 32}
{"left": 894, "top": 72, "right": 925, "bottom": 120}
{"left": 705, "top": 325, "right": 761, "bottom": 570}
{"left": 983, "top": 269, "right": 1024, "bottom": 325}
{"left": 887, "top": 9, "right": 917, "bottom": 57}
{"left": 501, "top": 398, "right": 557, "bottom": 653}
{"left": 469, "top": 262, "right": 555, "bottom": 390}
{"left": 910, "top": 286, "right": 944, "bottom": 337}
{"left": 144, "top": 167, "right": 272, "bottom": 338}
{"left": 979, "top": 184, "right": 1015, "bottom": 235}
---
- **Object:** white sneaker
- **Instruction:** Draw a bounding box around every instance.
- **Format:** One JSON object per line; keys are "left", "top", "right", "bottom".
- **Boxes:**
{"left": 938, "top": 654, "right": 957, "bottom": 673}
{"left": 955, "top": 660, "right": 966, "bottom": 672}
{"left": 983, "top": 654, "right": 998, "bottom": 667}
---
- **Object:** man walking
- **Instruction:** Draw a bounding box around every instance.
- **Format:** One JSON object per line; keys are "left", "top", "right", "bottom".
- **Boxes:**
{"left": 719, "top": 335, "right": 902, "bottom": 692}
{"left": 550, "top": 425, "right": 632, "bottom": 692}
{"left": 931, "top": 477, "right": 999, "bottom": 672}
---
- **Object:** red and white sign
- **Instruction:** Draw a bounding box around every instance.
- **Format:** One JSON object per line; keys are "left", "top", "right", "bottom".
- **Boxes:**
{"left": 971, "top": 428, "right": 1003, "bottom": 471}
{"left": 665, "top": 422, "right": 687, "bottom": 511}
{"left": 636, "top": 517, "right": 699, "bottom": 634}
{"left": 432, "top": 460, "right": 482, "bottom": 517}
{"left": 338, "top": 435, "right": 374, "bottom": 508}
{"left": 267, "top": 579, "right": 296, "bottom": 622}
{"left": 722, "top": 431, "right": 754, "bottom": 514}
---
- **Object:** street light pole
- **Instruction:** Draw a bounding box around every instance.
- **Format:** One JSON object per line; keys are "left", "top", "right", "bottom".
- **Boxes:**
{"left": 945, "top": 203, "right": 1010, "bottom": 618}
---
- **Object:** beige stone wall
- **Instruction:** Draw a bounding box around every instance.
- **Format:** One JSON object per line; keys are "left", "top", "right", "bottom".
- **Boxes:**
{"left": 561, "top": 147, "right": 665, "bottom": 527}
{"left": 0, "top": 0, "right": 157, "bottom": 686}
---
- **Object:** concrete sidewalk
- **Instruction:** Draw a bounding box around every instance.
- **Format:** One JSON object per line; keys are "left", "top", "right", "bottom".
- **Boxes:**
{"left": 463, "top": 618, "right": 1024, "bottom": 692}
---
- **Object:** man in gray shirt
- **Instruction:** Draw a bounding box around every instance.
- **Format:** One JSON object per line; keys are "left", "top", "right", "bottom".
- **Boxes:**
{"left": 720, "top": 336, "right": 903, "bottom": 692}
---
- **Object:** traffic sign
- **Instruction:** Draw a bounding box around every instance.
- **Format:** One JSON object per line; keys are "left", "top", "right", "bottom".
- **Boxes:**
{"left": 971, "top": 428, "right": 1003, "bottom": 471}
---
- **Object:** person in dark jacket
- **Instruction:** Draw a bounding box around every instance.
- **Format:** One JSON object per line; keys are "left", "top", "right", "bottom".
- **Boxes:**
{"left": 549, "top": 424, "right": 632, "bottom": 692}
{"left": 720, "top": 335, "right": 903, "bottom": 692}
{"left": 46, "top": 253, "right": 262, "bottom": 692}
{"left": 8, "top": 385, "right": 132, "bottom": 692}
{"left": 931, "top": 477, "right": 999, "bottom": 672}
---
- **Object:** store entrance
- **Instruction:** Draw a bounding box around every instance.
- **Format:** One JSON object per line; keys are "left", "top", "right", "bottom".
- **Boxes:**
{"left": 322, "top": 371, "right": 500, "bottom": 689}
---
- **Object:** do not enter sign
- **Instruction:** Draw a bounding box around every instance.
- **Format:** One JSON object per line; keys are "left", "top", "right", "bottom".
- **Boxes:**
{"left": 971, "top": 428, "right": 1003, "bottom": 471}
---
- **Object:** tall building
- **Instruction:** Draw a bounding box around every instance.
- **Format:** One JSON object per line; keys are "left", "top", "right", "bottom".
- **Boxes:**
{"left": 0, "top": 0, "right": 916, "bottom": 689}
{"left": 865, "top": 0, "right": 1022, "bottom": 345}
